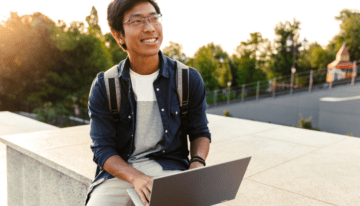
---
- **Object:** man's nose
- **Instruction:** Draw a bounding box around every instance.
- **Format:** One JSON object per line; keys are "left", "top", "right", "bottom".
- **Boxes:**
{"left": 143, "top": 18, "right": 155, "bottom": 32}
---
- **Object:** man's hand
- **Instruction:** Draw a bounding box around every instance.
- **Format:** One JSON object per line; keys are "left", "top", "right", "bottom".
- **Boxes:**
{"left": 189, "top": 161, "right": 205, "bottom": 170}
{"left": 131, "top": 174, "right": 154, "bottom": 206}
{"left": 103, "top": 156, "right": 154, "bottom": 205}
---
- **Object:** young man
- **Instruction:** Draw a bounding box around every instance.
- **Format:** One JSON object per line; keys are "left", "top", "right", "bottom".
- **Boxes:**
{"left": 86, "top": 0, "right": 211, "bottom": 205}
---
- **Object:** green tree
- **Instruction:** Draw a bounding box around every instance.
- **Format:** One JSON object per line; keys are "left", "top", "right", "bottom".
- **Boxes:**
{"left": 0, "top": 7, "right": 113, "bottom": 116}
{"left": 232, "top": 32, "right": 268, "bottom": 86}
{"left": 301, "top": 42, "right": 334, "bottom": 70}
{"left": 0, "top": 12, "right": 61, "bottom": 111}
{"left": 330, "top": 9, "right": 360, "bottom": 62}
{"left": 266, "top": 19, "right": 303, "bottom": 77}
{"left": 217, "top": 60, "right": 232, "bottom": 88}
{"left": 86, "top": 6, "right": 102, "bottom": 36}
{"left": 162, "top": 41, "right": 188, "bottom": 63}
{"left": 104, "top": 32, "right": 128, "bottom": 65}
{"left": 192, "top": 43, "right": 229, "bottom": 90}
{"left": 29, "top": 7, "right": 112, "bottom": 111}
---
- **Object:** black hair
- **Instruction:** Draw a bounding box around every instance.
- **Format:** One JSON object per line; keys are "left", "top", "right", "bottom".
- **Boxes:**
{"left": 107, "top": 0, "right": 161, "bottom": 50}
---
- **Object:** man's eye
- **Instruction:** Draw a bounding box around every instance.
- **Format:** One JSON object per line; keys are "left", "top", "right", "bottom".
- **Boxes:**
{"left": 151, "top": 17, "right": 158, "bottom": 21}
{"left": 131, "top": 19, "right": 142, "bottom": 24}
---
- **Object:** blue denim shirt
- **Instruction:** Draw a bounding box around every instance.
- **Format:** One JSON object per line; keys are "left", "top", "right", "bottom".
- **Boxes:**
{"left": 87, "top": 51, "right": 211, "bottom": 189}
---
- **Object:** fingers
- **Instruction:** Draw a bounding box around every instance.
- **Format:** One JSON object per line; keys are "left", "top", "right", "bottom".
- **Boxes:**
{"left": 136, "top": 187, "right": 151, "bottom": 206}
{"left": 144, "top": 177, "right": 153, "bottom": 204}
{"left": 146, "top": 176, "right": 153, "bottom": 193}
{"left": 137, "top": 190, "right": 148, "bottom": 206}
{"left": 133, "top": 175, "right": 154, "bottom": 206}
{"left": 143, "top": 187, "right": 151, "bottom": 203}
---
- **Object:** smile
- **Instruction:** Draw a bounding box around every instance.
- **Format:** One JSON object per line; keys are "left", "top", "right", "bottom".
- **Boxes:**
{"left": 141, "top": 38, "right": 158, "bottom": 43}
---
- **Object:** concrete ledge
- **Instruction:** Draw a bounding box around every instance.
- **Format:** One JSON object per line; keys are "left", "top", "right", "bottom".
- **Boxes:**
{"left": 1, "top": 112, "right": 360, "bottom": 206}
{"left": 0, "top": 111, "right": 59, "bottom": 206}
{"left": 0, "top": 125, "right": 95, "bottom": 185}
{"left": 0, "top": 111, "right": 58, "bottom": 136}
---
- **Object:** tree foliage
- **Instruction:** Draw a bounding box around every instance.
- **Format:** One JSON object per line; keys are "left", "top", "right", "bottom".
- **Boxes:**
{"left": 104, "top": 32, "right": 128, "bottom": 65}
{"left": 162, "top": 41, "right": 185, "bottom": 60}
{"left": 0, "top": 8, "right": 113, "bottom": 113}
{"left": 331, "top": 9, "right": 360, "bottom": 61}
{"left": 86, "top": 6, "right": 102, "bottom": 36}
{"left": 232, "top": 32, "right": 268, "bottom": 86}
{"left": 267, "top": 19, "right": 302, "bottom": 77}
{"left": 0, "top": 12, "right": 60, "bottom": 111}
{"left": 191, "top": 43, "right": 230, "bottom": 90}
{"left": 30, "top": 7, "right": 112, "bottom": 110}
{"left": 300, "top": 42, "right": 334, "bottom": 70}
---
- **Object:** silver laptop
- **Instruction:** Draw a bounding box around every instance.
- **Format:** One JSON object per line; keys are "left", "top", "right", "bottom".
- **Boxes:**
{"left": 127, "top": 156, "right": 251, "bottom": 206}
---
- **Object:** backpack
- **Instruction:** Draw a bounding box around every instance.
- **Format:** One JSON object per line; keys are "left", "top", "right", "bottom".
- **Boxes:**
{"left": 104, "top": 60, "right": 189, "bottom": 135}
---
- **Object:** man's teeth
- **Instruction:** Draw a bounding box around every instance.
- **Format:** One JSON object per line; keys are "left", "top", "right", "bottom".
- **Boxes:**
{"left": 142, "top": 39, "right": 156, "bottom": 43}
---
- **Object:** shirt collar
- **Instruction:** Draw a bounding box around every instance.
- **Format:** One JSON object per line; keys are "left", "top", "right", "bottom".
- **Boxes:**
{"left": 117, "top": 51, "right": 170, "bottom": 80}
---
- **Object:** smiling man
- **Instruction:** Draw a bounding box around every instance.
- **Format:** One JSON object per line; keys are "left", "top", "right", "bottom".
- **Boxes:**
{"left": 86, "top": 0, "right": 211, "bottom": 205}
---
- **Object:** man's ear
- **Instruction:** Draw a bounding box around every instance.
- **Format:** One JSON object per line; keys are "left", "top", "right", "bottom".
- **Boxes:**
{"left": 111, "top": 30, "right": 124, "bottom": 44}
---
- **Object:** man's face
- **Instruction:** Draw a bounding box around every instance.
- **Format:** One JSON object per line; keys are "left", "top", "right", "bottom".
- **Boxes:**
{"left": 120, "top": 2, "right": 163, "bottom": 58}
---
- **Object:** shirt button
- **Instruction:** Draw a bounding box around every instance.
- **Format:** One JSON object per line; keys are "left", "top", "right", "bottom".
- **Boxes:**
{"left": 156, "top": 88, "right": 160, "bottom": 92}
{"left": 128, "top": 116, "right": 131, "bottom": 119}
{"left": 162, "top": 150, "right": 166, "bottom": 153}
{"left": 175, "top": 111, "right": 178, "bottom": 115}
{"left": 165, "top": 130, "right": 168, "bottom": 133}
{"left": 161, "top": 108, "right": 164, "bottom": 112}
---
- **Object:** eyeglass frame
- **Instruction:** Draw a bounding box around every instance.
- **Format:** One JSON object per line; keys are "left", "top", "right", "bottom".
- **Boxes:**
{"left": 123, "top": 13, "right": 162, "bottom": 28}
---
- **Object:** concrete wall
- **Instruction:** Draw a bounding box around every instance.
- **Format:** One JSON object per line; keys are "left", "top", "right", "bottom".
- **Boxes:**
{"left": 0, "top": 111, "right": 59, "bottom": 206}
{"left": 7, "top": 147, "right": 88, "bottom": 206}
{"left": 207, "top": 84, "right": 360, "bottom": 136}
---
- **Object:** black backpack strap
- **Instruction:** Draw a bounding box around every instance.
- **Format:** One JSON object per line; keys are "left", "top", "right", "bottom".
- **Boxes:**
{"left": 176, "top": 61, "right": 189, "bottom": 136}
{"left": 104, "top": 65, "right": 121, "bottom": 122}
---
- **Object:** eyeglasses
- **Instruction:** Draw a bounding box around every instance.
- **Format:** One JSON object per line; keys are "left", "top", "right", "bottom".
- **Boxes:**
{"left": 123, "top": 14, "right": 162, "bottom": 28}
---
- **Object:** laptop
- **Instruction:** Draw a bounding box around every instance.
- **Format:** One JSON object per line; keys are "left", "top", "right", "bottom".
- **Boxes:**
{"left": 127, "top": 156, "right": 251, "bottom": 206}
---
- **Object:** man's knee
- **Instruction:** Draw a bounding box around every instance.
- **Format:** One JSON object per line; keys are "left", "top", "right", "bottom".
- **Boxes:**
{"left": 87, "top": 177, "right": 133, "bottom": 206}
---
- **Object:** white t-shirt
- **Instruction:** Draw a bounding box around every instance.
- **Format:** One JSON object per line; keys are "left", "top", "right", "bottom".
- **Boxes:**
{"left": 128, "top": 68, "right": 165, "bottom": 163}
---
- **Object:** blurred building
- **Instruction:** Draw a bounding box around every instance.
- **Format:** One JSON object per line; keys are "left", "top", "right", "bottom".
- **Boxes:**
{"left": 326, "top": 42, "right": 357, "bottom": 82}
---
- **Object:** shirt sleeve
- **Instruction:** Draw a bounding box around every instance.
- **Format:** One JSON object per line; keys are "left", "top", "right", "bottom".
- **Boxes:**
{"left": 88, "top": 72, "right": 119, "bottom": 168}
{"left": 187, "top": 67, "right": 211, "bottom": 142}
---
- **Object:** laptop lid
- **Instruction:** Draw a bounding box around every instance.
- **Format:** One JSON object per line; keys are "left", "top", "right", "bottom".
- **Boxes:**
{"left": 127, "top": 156, "right": 251, "bottom": 206}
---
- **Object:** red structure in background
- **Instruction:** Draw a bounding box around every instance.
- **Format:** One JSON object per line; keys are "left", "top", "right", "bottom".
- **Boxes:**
{"left": 327, "top": 42, "right": 357, "bottom": 82}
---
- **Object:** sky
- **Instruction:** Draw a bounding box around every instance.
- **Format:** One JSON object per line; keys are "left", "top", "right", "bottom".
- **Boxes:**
{"left": 1, "top": 0, "right": 359, "bottom": 57}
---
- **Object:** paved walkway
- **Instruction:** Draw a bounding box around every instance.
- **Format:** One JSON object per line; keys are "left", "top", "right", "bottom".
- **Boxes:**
{"left": 1, "top": 111, "right": 360, "bottom": 205}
